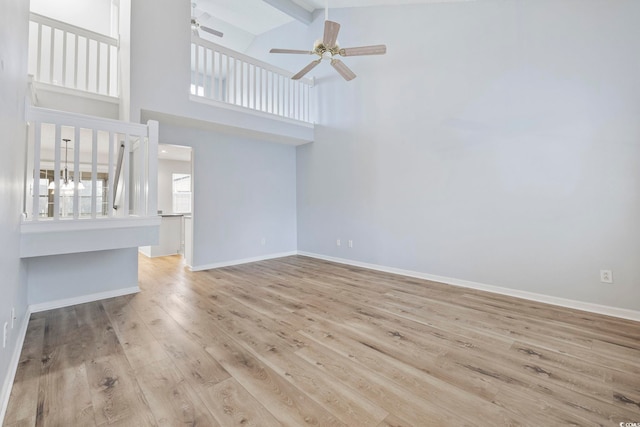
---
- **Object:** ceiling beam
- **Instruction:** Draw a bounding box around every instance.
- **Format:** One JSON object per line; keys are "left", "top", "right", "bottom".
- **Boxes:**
{"left": 261, "top": 0, "right": 313, "bottom": 25}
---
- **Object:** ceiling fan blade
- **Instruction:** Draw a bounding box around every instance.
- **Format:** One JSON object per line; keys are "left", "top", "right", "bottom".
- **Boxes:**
{"left": 339, "top": 44, "right": 387, "bottom": 57}
{"left": 331, "top": 59, "right": 356, "bottom": 81}
{"left": 270, "top": 48, "right": 312, "bottom": 55}
{"left": 292, "top": 59, "right": 321, "bottom": 80}
{"left": 323, "top": 20, "right": 340, "bottom": 48}
{"left": 201, "top": 26, "right": 223, "bottom": 37}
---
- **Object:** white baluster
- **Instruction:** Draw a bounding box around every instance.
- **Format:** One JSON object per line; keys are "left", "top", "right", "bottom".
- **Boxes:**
{"left": 73, "top": 126, "right": 80, "bottom": 219}
{"left": 123, "top": 134, "right": 130, "bottom": 216}
{"left": 32, "top": 122, "right": 41, "bottom": 221}
{"left": 108, "top": 131, "right": 114, "bottom": 218}
{"left": 49, "top": 27, "right": 55, "bottom": 84}
{"left": 36, "top": 23, "right": 42, "bottom": 82}
{"left": 62, "top": 30, "right": 67, "bottom": 87}
{"left": 91, "top": 129, "right": 98, "bottom": 218}
{"left": 53, "top": 124, "right": 61, "bottom": 220}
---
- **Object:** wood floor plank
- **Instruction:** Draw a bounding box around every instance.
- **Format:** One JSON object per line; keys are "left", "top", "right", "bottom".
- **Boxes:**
{"left": 295, "top": 342, "right": 467, "bottom": 426}
{"left": 131, "top": 295, "right": 231, "bottom": 389}
{"left": 198, "top": 377, "right": 283, "bottom": 427}
{"left": 41, "top": 307, "right": 80, "bottom": 351}
{"left": 258, "top": 341, "right": 390, "bottom": 426}
{"left": 444, "top": 344, "right": 640, "bottom": 425}
{"left": 376, "top": 414, "right": 413, "bottom": 427}
{"left": 203, "top": 330, "right": 346, "bottom": 426}
{"left": 3, "top": 318, "right": 45, "bottom": 426}
{"left": 101, "top": 298, "right": 169, "bottom": 370}
{"left": 36, "top": 341, "right": 95, "bottom": 427}
{"left": 298, "top": 320, "right": 518, "bottom": 425}
{"left": 3, "top": 416, "right": 36, "bottom": 427}
{"left": 75, "top": 301, "right": 124, "bottom": 361}
{"left": 85, "top": 352, "right": 158, "bottom": 426}
{"left": 133, "top": 359, "right": 221, "bottom": 426}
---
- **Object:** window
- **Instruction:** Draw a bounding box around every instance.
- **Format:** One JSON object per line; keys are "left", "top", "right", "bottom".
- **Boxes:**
{"left": 190, "top": 84, "right": 205, "bottom": 96}
{"left": 172, "top": 173, "right": 191, "bottom": 214}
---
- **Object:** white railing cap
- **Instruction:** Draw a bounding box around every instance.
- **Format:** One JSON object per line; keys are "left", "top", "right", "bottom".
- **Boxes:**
{"left": 27, "top": 105, "right": 148, "bottom": 136}
{"left": 191, "top": 36, "right": 314, "bottom": 86}
{"left": 30, "top": 12, "right": 118, "bottom": 47}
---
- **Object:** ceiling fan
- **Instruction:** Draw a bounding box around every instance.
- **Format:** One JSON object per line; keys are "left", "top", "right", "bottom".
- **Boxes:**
{"left": 269, "top": 7, "right": 386, "bottom": 81}
{"left": 191, "top": 2, "right": 223, "bottom": 38}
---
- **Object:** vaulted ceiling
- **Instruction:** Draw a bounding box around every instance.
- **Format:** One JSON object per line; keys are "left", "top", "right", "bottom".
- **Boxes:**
{"left": 194, "top": 0, "right": 471, "bottom": 51}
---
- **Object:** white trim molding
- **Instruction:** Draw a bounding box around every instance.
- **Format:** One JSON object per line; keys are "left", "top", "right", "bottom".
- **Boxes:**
{"left": 297, "top": 251, "right": 640, "bottom": 322}
{"left": 29, "top": 286, "right": 140, "bottom": 314}
{"left": 0, "top": 311, "right": 31, "bottom": 426}
{"left": 190, "top": 251, "right": 298, "bottom": 272}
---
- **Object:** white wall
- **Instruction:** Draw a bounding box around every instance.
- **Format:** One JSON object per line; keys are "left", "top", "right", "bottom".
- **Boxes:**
{"left": 159, "top": 125, "right": 297, "bottom": 269}
{"left": 0, "top": 0, "right": 29, "bottom": 420}
{"left": 158, "top": 158, "right": 191, "bottom": 214}
{"left": 251, "top": 0, "right": 640, "bottom": 311}
{"left": 26, "top": 248, "right": 139, "bottom": 306}
{"left": 30, "top": 0, "right": 113, "bottom": 36}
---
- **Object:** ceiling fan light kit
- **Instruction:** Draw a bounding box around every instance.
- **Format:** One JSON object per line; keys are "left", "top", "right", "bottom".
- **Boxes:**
{"left": 270, "top": 19, "right": 387, "bottom": 81}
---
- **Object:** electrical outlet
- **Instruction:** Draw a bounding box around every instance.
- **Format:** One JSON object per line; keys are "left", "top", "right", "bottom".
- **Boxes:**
{"left": 261, "top": 237, "right": 266, "bottom": 246}
{"left": 2, "top": 322, "right": 7, "bottom": 348}
{"left": 348, "top": 240, "right": 353, "bottom": 248}
{"left": 336, "top": 239, "right": 341, "bottom": 247}
{"left": 600, "top": 269, "right": 613, "bottom": 284}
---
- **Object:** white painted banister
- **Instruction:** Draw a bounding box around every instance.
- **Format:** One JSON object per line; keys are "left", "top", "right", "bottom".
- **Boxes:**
{"left": 28, "top": 12, "right": 119, "bottom": 97}
{"left": 24, "top": 106, "right": 158, "bottom": 222}
{"left": 191, "top": 36, "right": 314, "bottom": 123}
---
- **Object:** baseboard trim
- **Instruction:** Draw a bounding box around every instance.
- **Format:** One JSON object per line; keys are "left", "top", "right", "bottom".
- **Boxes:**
{"left": 0, "top": 310, "right": 31, "bottom": 426}
{"left": 29, "top": 286, "right": 140, "bottom": 314}
{"left": 297, "top": 251, "right": 640, "bottom": 322}
{"left": 190, "top": 251, "right": 298, "bottom": 272}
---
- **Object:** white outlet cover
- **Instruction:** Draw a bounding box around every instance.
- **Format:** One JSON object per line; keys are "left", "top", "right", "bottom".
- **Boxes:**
{"left": 600, "top": 270, "right": 613, "bottom": 283}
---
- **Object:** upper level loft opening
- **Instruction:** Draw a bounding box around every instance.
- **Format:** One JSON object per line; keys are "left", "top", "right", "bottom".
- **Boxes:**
{"left": 27, "top": 0, "right": 316, "bottom": 131}
{"left": 28, "top": 0, "right": 120, "bottom": 118}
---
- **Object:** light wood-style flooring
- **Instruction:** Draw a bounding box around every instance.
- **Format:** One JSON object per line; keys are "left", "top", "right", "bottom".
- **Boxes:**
{"left": 4, "top": 254, "right": 640, "bottom": 426}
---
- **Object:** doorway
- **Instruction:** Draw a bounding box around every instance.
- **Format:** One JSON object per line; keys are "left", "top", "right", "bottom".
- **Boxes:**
{"left": 139, "top": 144, "right": 194, "bottom": 265}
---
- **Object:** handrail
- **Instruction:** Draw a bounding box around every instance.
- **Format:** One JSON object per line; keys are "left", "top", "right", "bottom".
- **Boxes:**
{"left": 113, "top": 141, "right": 125, "bottom": 210}
{"left": 29, "top": 12, "right": 119, "bottom": 97}
{"left": 191, "top": 36, "right": 314, "bottom": 123}
{"left": 25, "top": 106, "right": 146, "bottom": 135}
{"left": 30, "top": 12, "right": 118, "bottom": 47}
{"left": 193, "top": 36, "right": 312, "bottom": 85}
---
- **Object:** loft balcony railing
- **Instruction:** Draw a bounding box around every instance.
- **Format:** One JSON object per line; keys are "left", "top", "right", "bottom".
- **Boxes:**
{"left": 28, "top": 12, "right": 119, "bottom": 98}
{"left": 191, "top": 36, "right": 314, "bottom": 123}
{"left": 24, "top": 106, "right": 158, "bottom": 224}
